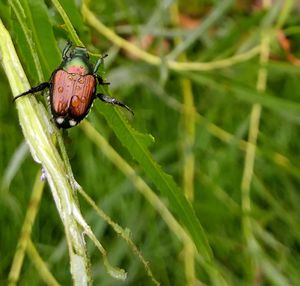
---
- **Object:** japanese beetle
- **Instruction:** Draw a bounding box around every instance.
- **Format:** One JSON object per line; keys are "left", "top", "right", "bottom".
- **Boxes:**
{"left": 14, "top": 42, "right": 133, "bottom": 129}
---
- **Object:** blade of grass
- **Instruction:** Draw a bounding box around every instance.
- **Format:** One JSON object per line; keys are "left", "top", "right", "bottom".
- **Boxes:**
{"left": 77, "top": 183, "right": 160, "bottom": 286}
{"left": 81, "top": 2, "right": 260, "bottom": 72}
{"left": 240, "top": 0, "right": 270, "bottom": 281}
{"left": 8, "top": 170, "right": 44, "bottom": 285}
{"left": 180, "top": 70, "right": 300, "bottom": 124}
{"left": 142, "top": 75, "right": 300, "bottom": 179}
{"left": 80, "top": 121, "right": 192, "bottom": 245}
{"left": 170, "top": 3, "right": 196, "bottom": 285}
{"left": 81, "top": 120, "right": 227, "bottom": 285}
{"left": 98, "top": 103, "right": 213, "bottom": 260}
{"left": 9, "top": 0, "right": 60, "bottom": 79}
{"left": 167, "top": 0, "right": 234, "bottom": 60}
{"left": 51, "top": 0, "right": 84, "bottom": 46}
{"left": 26, "top": 240, "right": 60, "bottom": 286}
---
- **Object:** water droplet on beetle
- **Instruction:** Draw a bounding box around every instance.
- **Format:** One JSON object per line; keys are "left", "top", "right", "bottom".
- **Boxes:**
{"left": 58, "top": 86, "right": 64, "bottom": 93}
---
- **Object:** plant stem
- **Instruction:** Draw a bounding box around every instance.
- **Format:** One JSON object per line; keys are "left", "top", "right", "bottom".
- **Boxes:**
{"left": 0, "top": 18, "right": 91, "bottom": 286}
{"left": 26, "top": 239, "right": 60, "bottom": 286}
{"left": 81, "top": 2, "right": 260, "bottom": 72}
{"left": 241, "top": 0, "right": 271, "bottom": 281}
{"left": 8, "top": 171, "right": 44, "bottom": 285}
{"left": 169, "top": 3, "right": 197, "bottom": 285}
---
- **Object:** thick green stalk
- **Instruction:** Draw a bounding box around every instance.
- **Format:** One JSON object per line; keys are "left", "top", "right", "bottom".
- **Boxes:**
{"left": 0, "top": 18, "right": 91, "bottom": 286}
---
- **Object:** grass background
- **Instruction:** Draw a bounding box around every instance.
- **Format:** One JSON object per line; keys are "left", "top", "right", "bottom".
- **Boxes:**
{"left": 1, "top": 0, "right": 300, "bottom": 285}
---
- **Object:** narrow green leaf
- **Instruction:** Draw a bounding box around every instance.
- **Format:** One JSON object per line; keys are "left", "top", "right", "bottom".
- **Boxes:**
{"left": 8, "top": 0, "right": 41, "bottom": 82}
{"left": 9, "top": 0, "right": 60, "bottom": 83}
{"left": 26, "top": 0, "right": 61, "bottom": 75}
{"left": 59, "top": 0, "right": 86, "bottom": 39}
{"left": 0, "top": 1, "right": 12, "bottom": 29}
{"left": 167, "top": 0, "right": 234, "bottom": 60}
{"left": 98, "top": 103, "right": 213, "bottom": 262}
{"left": 182, "top": 71, "right": 300, "bottom": 124}
{"left": 201, "top": 11, "right": 264, "bottom": 60}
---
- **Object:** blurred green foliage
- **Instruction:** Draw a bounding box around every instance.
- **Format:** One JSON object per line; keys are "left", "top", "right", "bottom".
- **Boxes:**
{"left": 1, "top": 0, "right": 300, "bottom": 285}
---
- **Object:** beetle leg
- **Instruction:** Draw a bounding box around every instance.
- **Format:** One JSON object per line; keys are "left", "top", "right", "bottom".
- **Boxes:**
{"left": 96, "top": 94, "right": 134, "bottom": 115}
{"left": 96, "top": 75, "right": 110, "bottom": 85}
{"left": 94, "top": 54, "right": 108, "bottom": 74}
{"left": 13, "top": 82, "right": 50, "bottom": 102}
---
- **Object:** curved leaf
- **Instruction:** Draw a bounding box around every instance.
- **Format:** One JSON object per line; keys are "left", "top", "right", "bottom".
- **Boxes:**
{"left": 98, "top": 103, "right": 213, "bottom": 262}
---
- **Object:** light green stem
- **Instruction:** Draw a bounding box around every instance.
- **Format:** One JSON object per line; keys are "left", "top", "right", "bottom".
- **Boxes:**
{"left": 0, "top": 18, "right": 91, "bottom": 286}
{"left": 241, "top": 0, "right": 271, "bottom": 281}
{"left": 8, "top": 171, "right": 45, "bottom": 285}
{"left": 81, "top": 2, "right": 260, "bottom": 72}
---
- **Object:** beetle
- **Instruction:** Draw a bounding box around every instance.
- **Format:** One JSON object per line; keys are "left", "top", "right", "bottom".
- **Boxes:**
{"left": 13, "top": 42, "right": 133, "bottom": 129}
